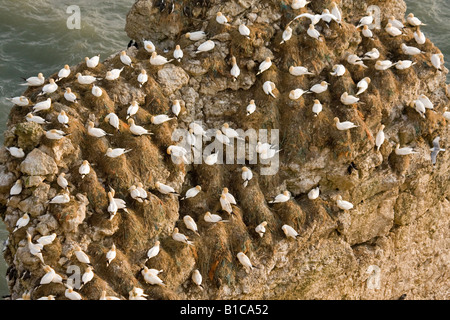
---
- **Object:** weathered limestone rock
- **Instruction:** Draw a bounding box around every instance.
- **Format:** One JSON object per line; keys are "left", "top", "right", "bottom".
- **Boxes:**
{"left": 19, "top": 149, "right": 58, "bottom": 177}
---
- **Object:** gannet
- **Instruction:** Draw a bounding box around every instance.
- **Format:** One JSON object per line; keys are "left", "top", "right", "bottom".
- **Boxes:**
{"left": 13, "top": 213, "right": 29, "bottom": 232}
{"left": 430, "top": 137, "right": 445, "bottom": 165}
{"left": 105, "top": 67, "right": 124, "bottom": 81}
{"left": 375, "top": 60, "right": 397, "bottom": 70}
{"left": 120, "top": 51, "right": 133, "bottom": 67}
{"left": 107, "top": 191, "right": 118, "bottom": 220}
{"left": 312, "top": 99, "right": 322, "bottom": 117}
{"left": 346, "top": 53, "right": 368, "bottom": 68}
{"left": 395, "top": 143, "right": 419, "bottom": 155}
{"left": 128, "top": 287, "right": 148, "bottom": 300}
{"left": 38, "top": 79, "right": 58, "bottom": 96}
{"left": 222, "top": 187, "right": 237, "bottom": 205}
{"left": 126, "top": 101, "right": 139, "bottom": 119}
{"left": 308, "top": 186, "right": 320, "bottom": 200}
{"left": 9, "top": 179, "right": 23, "bottom": 199}
{"left": 356, "top": 12, "right": 373, "bottom": 28}
{"left": 320, "top": 9, "right": 340, "bottom": 25}
{"left": 106, "top": 147, "right": 132, "bottom": 158}
{"left": 407, "top": 13, "right": 426, "bottom": 27}
{"left": 137, "top": 69, "right": 148, "bottom": 87}
{"left": 185, "top": 31, "right": 206, "bottom": 41}
{"left": 180, "top": 185, "right": 201, "bottom": 200}
{"left": 260, "top": 147, "right": 281, "bottom": 160}
{"left": 6, "top": 146, "right": 25, "bottom": 158}
{"left": 282, "top": 224, "right": 299, "bottom": 239}
{"left": 230, "top": 56, "right": 240, "bottom": 81}
{"left": 189, "top": 122, "right": 207, "bottom": 137}
{"left": 143, "top": 40, "right": 156, "bottom": 53}
{"left": 129, "top": 185, "right": 143, "bottom": 202}
{"left": 330, "top": 64, "right": 346, "bottom": 76}
{"left": 334, "top": 117, "right": 359, "bottom": 130}
{"left": 256, "top": 57, "right": 272, "bottom": 75}
{"left": 195, "top": 40, "right": 215, "bottom": 54}
{"left": 389, "top": 16, "right": 404, "bottom": 29}
{"left": 136, "top": 182, "right": 148, "bottom": 201}
{"left": 85, "top": 54, "right": 100, "bottom": 68}
{"left": 151, "top": 114, "right": 173, "bottom": 124}
{"left": 239, "top": 24, "right": 251, "bottom": 39}
{"left": 307, "top": 24, "right": 322, "bottom": 41}
{"left": 192, "top": 269, "right": 203, "bottom": 290}
{"left": 280, "top": 26, "right": 293, "bottom": 44}
{"left": 289, "top": 65, "right": 314, "bottom": 76}
{"left": 375, "top": 125, "right": 385, "bottom": 151}
{"left": 241, "top": 166, "right": 253, "bottom": 188}
{"left": 246, "top": 100, "right": 256, "bottom": 115}
{"left": 356, "top": 77, "right": 371, "bottom": 95}
{"left": 183, "top": 215, "right": 200, "bottom": 236}
{"left": 290, "top": 12, "right": 322, "bottom": 25}
{"left": 269, "top": 191, "right": 290, "bottom": 203}
{"left": 401, "top": 43, "right": 424, "bottom": 55}
{"left": 336, "top": 195, "right": 354, "bottom": 210}
{"left": 45, "top": 129, "right": 68, "bottom": 140}
{"left": 20, "top": 73, "right": 45, "bottom": 86}
{"left": 263, "top": 81, "right": 277, "bottom": 98}
{"left": 17, "top": 291, "right": 31, "bottom": 300}
{"left": 220, "top": 194, "right": 233, "bottom": 214}
{"left": 410, "top": 99, "right": 426, "bottom": 118}
{"left": 362, "top": 48, "right": 380, "bottom": 60}
{"left": 418, "top": 94, "right": 433, "bottom": 109}
{"left": 237, "top": 252, "right": 255, "bottom": 273}
{"left": 222, "top": 123, "right": 243, "bottom": 140}
{"left": 204, "top": 211, "right": 229, "bottom": 223}
{"left": 362, "top": 25, "right": 373, "bottom": 38}
{"left": 37, "top": 295, "right": 55, "bottom": 300}
{"left": 104, "top": 112, "right": 120, "bottom": 131}
{"left": 81, "top": 266, "right": 94, "bottom": 286}
{"left": 40, "top": 265, "right": 59, "bottom": 285}
{"left": 26, "top": 232, "right": 44, "bottom": 263}
{"left": 289, "top": 88, "right": 308, "bottom": 100}
{"left": 142, "top": 267, "right": 165, "bottom": 286}
{"left": 414, "top": 27, "right": 426, "bottom": 45}
{"left": 291, "top": 0, "right": 310, "bottom": 9}
{"left": 100, "top": 291, "right": 121, "bottom": 300}
{"left": 216, "top": 11, "right": 229, "bottom": 25}
{"left": 87, "top": 121, "right": 110, "bottom": 138}
{"left": 58, "top": 111, "right": 69, "bottom": 127}
{"left": 33, "top": 98, "right": 52, "bottom": 112}
{"left": 331, "top": 2, "right": 342, "bottom": 23}
{"left": 91, "top": 84, "right": 103, "bottom": 97}
{"left": 6, "top": 96, "right": 29, "bottom": 106}
{"left": 76, "top": 73, "right": 99, "bottom": 84}
{"left": 385, "top": 23, "right": 402, "bottom": 37}
{"left": 146, "top": 241, "right": 160, "bottom": 260}
{"left": 79, "top": 160, "right": 90, "bottom": 179}
{"left": 167, "top": 145, "right": 189, "bottom": 162}
{"left": 172, "top": 227, "right": 194, "bottom": 246}
{"left": 56, "top": 64, "right": 71, "bottom": 81}
{"left": 57, "top": 173, "right": 68, "bottom": 190}
{"left": 173, "top": 44, "right": 183, "bottom": 62}
{"left": 155, "top": 181, "right": 179, "bottom": 195}
{"left": 205, "top": 152, "right": 219, "bottom": 165}
{"left": 309, "top": 81, "right": 329, "bottom": 94}
{"left": 431, "top": 53, "right": 443, "bottom": 71}
{"left": 186, "top": 128, "right": 196, "bottom": 146}
{"left": 65, "top": 286, "right": 82, "bottom": 300}
{"left": 395, "top": 60, "right": 417, "bottom": 70}
{"left": 255, "top": 221, "right": 267, "bottom": 238}
{"left": 341, "top": 92, "right": 360, "bottom": 105}
{"left": 64, "top": 88, "right": 78, "bottom": 103}
{"left": 106, "top": 243, "right": 116, "bottom": 266}
{"left": 37, "top": 233, "right": 57, "bottom": 246}
{"left": 48, "top": 192, "right": 70, "bottom": 204}
{"left": 26, "top": 113, "right": 47, "bottom": 124}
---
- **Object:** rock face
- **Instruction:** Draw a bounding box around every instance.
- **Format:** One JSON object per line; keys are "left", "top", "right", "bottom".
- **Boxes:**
{"left": 1, "top": 0, "right": 449, "bottom": 300}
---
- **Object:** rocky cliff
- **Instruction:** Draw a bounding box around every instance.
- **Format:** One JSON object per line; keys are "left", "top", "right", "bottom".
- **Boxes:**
{"left": 1, "top": 0, "right": 449, "bottom": 300}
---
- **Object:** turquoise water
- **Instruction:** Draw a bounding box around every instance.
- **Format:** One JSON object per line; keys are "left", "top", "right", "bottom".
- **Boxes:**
{"left": 0, "top": 0, "right": 448, "bottom": 298}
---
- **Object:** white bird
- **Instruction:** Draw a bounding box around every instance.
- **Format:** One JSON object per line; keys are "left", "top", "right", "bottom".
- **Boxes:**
{"left": 282, "top": 224, "right": 299, "bottom": 239}
{"left": 222, "top": 187, "right": 237, "bottom": 205}
{"left": 442, "top": 107, "right": 450, "bottom": 120}
{"left": 79, "top": 160, "right": 90, "bottom": 179}
{"left": 336, "top": 195, "right": 354, "bottom": 210}
{"left": 362, "top": 25, "right": 373, "bottom": 38}
{"left": 375, "top": 124, "right": 385, "bottom": 151}
{"left": 56, "top": 172, "right": 68, "bottom": 190}
{"left": 104, "top": 112, "right": 120, "bottom": 131}
{"left": 37, "top": 233, "right": 57, "bottom": 246}
{"left": 222, "top": 123, "right": 243, "bottom": 140}
{"left": 239, "top": 24, "right": 251, "bottom": 39}
{"left": 40, "top": 265, "right": 58, "bottom": 285}
{"left": 6, "top": 146, "right": 25, "bottom": 158}
{"left": 330, "top": 64, "right": 346, "bottom": 76}
{"left": 220, "top": 194, "right": 233, "bottom": 214}
{"left": 38, "top": 79, "right": 58, "bottom": 96}
{"left": 185, "top": 129, "right": 197, "bottom": 148}
{"left": 356, "top": 12, "right": 373, "bottom": 28}
{"left": 20, "top": 73, "right": 45, "bottom": 86}
{"left": 180, "top": 185, "right": 201, "bottom": 200}
{"left": 58, "top": 111, "right": 69, "bottom": 127}
{"left": 291, "top": 0, "right": 310, "bottom": 9}
{"left": 136, "top": 182, "right": 148, "bottom": 201}
{"left": 414, "top": 27, "right": 426, "bottom": 45}
{"left": 260, "top": 147, "right": 281, "bottom": 160}
{"left": 9, "top": 179, "right": 23, "bottom": 199}
{"left": 356, "top": 77, "right": 371, "bottom": 95}
{"left": 430, "top": 136, "right": 445, "bottom": 165}
{"left": 216, "top": 11, "right": 229, "bottom": 25}
{"left": 142, "top": 267, "right": 165, "bottom": 286}
{"left": 56, "top": 65, "right": 71, "bottom": 81}
{"left": 195, "top": 40, "right": 215, "bottom": 54}
{"left": 307, "top": 24, "right": 322, "bottom": 41}
{"left": 6, "top": 96, "right": 29, "bottom": 106}
{"left": 172, "top": 227, "right": 194, "bottom": 246}
{"left": 334, "top": 117, "right": 359, "bottom": 130}
{"left": 37, "top": 295, "right": 55, "bottom": 300}
{"left": 26, "top": 232, "right": 44, "bottom": 263}
{"left": 192, "top": 269, "right": 203, "bottom": 290}
{"left": 87, "top": 121, "right": 110, "bottom": 138}
{"left": 341, "top": 92, "right": 360, "bottom": 105}
{"left": 388, "top": 16, "right": 404, "bottom": 29}
{"left": 230, "top": 56, "right": 240, "bottom": 81}
{"left": 255, "top": 221, "right": 267, "bottom": 238}
{"left": 128, "top": 287, "right": 148, "bottom": 300}
{"left": 99, "top": 291, "right": 121, "bottom": 300}
{"left": 321, "top": 9, "right": 340, "bottom": 25}
{"left": 183, "top": 215, "right": 200, "bottom": 236}
{"left": 33, "top": 98, "right": 52, "bottom": 112}
{"left": 81, "top": 266, "right": 94, "bottom": 286}
{"left": 418, "top": 94, "right": 433, "bottom": 109}
{"left": 246, "top": 100, "right": 256, "bottom": 116}
{"left": 106, "top": 147, "right": 132, "bottom": 158}
{"left": 48, "top": 192, "right": 70, "bottom": 204}
{"left": 167, "top": 145, "right": 189, "bottom": 163}
{"left": 155, "top": 181, "right": 178, "bottom": 195}
{"left": 309, "top": 81, "right": 329, "bottom": 94}
{"left": 407, "top": 13, "right": 426, "bottom": 27}
{"left": 395, "top": 144, "right": 419, "bottom": 155}
{"left": 290, "top": 12, "right": 322, "bottom": 25}
{"left": 65, "top": 286, "right": 82, "bottom": 300}
{"left": 410, "top": 99, "right": 426, "bottom": 118}
{"left": 143, "top": 40, "right": 156, "bottom": 53}
{"left": 263, "top": 81, "right": 277, "bottom": 98}
{"left": 105, "top": 67, "right": 124, "bottom": 81}
{"left": 401, "top": 43, "right": 424, "bottom": 56}
{"left": 346, "top": 53, "right": 368, "bottom": 68}
{"left": 269, "top": 191, "right": 290, "bottom": 204}
{"left": 106, "top": 244, "right": 116, "bottom": 266}
{"left": 91, "top": 84, "right": 103, "bottom": 97}
{"left": 205, "top": 151, "right": 219, "bottom": 165}
{"left": 431, "top": 53, "right": 443, "bottom": 71}
{"left": 16, "top": 291, "right": 31, "bottom": 300}
{"left": 289, "top": 88, "right": 308, "bottom": 100}
{"left": 128, "top": 119, "right": 153, "bottom": 137}
{"left": 173, "top": 45, "right": 183, "bottom": 62}
{"left": 26, "top": 113, "right": 47, "bottom": 124}
{"left": 76, "top": 73, "right": 99, "bottom": 85}
{"left": 312, "top": 99, "right": 322, "bottom": 117}
{"left": 85, "top": 55, "right": 100, "bottom": 68}
{"left": 151, "top": 114, "right": 173, "bottom": 124}
{"left": 308, "top": 186, "right": 320, "bottom": 200}
{"left": 362, "top": 48, "right": 380, "bottom": 60}
{"left": 289, "top": 65, "right": 314, "bottom": 76}
{"left": 45, "top": 129, "right": 67, "bottom": 140}
{"left": 241, "top": 167, "right": 253, "bottom": 188}
{"left": 375, "top": 60, "right": 398, "bottom": 70}
{"left": 185, "top": 31, "right": 206, "bottom": 41}
{"left": 74, "top": 245, "right": 90, "bottom": 264}
{"left": 237, "top": 252, "right": 255, "bottom": 273}
{"left": 146, "top": 241, "right": 160, "bottom": 260}
{"left": 204, "top": 212, "right": 229, "bottom": 223}
{"left": 126, "top": 101, "right": 139, "bottom": 119}
{"left": 256, "top": 57, "right": 272, "bottom": 75}
{"left": 331, "top": 2, "right": 342, "bottom": 23}
{"left": 120, "top": 51, "right": 133, "bottom": 67}
{"left": 256, "top": 142, "right": 278, "bottom": 154}
{"left": 107, "top": 191, "right": 118, "bottom": 220}
{"left": 13, "top": 213, "right": 29, "bottom": 232}
{"left": 137, "top": 69, "right": 148, "bottom": 87}
{"left": 129, "top": 185, "right": 143, "bottom": 203}
{"left": 189, "top": 122, "right": 207, "bottom": 137}
{"left": 64, "top": 88, "right": 78, "bottom": 103}
{"left": 385, "top": 23, "right": 402, "bottom": 37}
{"left": 280, "top": 26, "right": 293, "bottom": 44}
{"left": 395, "top": 60, "right": 417, "bottom": 70}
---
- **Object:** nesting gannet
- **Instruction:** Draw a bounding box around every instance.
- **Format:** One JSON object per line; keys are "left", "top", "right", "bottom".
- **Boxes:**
{"left": 76, "top": 73, "right": 99, "bottom": 85}
{"left": 307, "top": 24, "right": 322, "bottom": 41}
{"left": 142, "top": 267, "right": 165, "bottom": 286}
{"left": 362, "top": 25, "right": 373, "bottom": 38}
{"left": 171, "top": 45, "right": 183, "bottom": 63}
{"left": 120, "top": 51, "right": 133, "bottom": 67}
{"left": 356, "top": 77, "right": 371, "bottom": 95}
{"left": 336, "top": 195, "right": 354, "bottom": 210}
{"left": 167, "top": 145, "right": 189, "bottom": 163}
{"left": 20, "top": 73, "right": 45, "bottom": 86}
{"left": 151, "top": 114, "right": 174, "bottom": 124}
{"left": 312, "top": 99, "right": 323, "bottom": 117}
{"left": 9, "top": 179, "right": 23, "bottom": 199}
{"left": 137, "top": 69, "right": 148, "bottom": 87}
{"left": 33, "top": 98, "right": 52, "bottom": 112}
{"left": 291, "top": 0, "right": 310, "bottom": 9}
{"left": 280, "top": 26, "right": 293, "bottom": 44}
{"left": 91, "top": 84, "right": 103, "bottom": 97}
{"left": 430, "top": 137, "right": 445, "bottom": 165}
{"left": 183, "top": 215, "right": 200, "bottom": 236}
{"left": 73, "top": 245, "right": 90, "bottom": 265}
{"left": 81, "top": 266, "right": 94, "bottom": 286}
{"left": 38, "top": 79, "right": 58, "bottom": 96}
{"left": 172, "top": 227, "right": 194, "bottom": 246}
{"left": 290, "top": 12, "right": 322, "bottom": 25}
{"left": 239, "top": 24, "right": 251, "bottom": 39}
{"left": 375, "top": 60, "right": 397, "bottom": 70}
{"left": 17, "top": 291, "right": 31, "bottom": 300}
{"left": 105, "top": 67, "right": 124, "bottom": 81}
{"left": 257, "top": 57, "right": 272, "bottom": 75}
{"left": 192, "top": 269, "right": 203, "bottom": 290}
{"left": 414, "top": 27, "right": 426, "bottom": 45}
{"left": 143, "top": 40, "right": 156, "bottom": 53}
{"left": 241, "top": 166, "right": 253, "bottom": 188}
{"left": 334, "top": 117, "right": 359, "bottom": 130}
{"left": 395, "top": 143, "right": 419, "bottom": 155}
{"left": 222, "top": 187, "right": 237, "bottom": 205}
{"left": 104, "top": 112, "right": 120, "bottom": 132}
{"left": 106, "top": 147, "right": 132, "bottom": 158}
{"left": 106, "top": 243, "right": 116, "bottom": 266}
{"left": 56, "top": 64, "right": 71, "bottom": 81}
{"left": 269, "top": 191, "right": 291, "bottom": 204}
{"left": 321, "top": 9, "right": 340, "bottom": 26}
{"left": 13, "top": 213, "right": 29, "bottom": 232}
{"left": 282, "top": 224, "right": 299, "bottom": 239}
{"left": 362, "top": 48, "right": 380, "bottom": 60}
{"left": 289, "top": 88, "right": 308, "bottom": 100}
{"left": 331, "top": 2, "right": 342, "bottom": 23}
{"left": 48, "top": 192, "right": 70, "bottom": 204}
{"left": 215, "top": 11, "right": 229, "bottom": 25}
{"left": 205, "top": 152, "right": 219, "bottom": 165}
{"left": 230, "top": 56, "right": 240, "bottom": 81}
{"left": 388, "top": 16, "right": 404, "bottom": 29}
{"left": 155, "top": 181, "right": 179, "bottom": 195}
{"left": 346, "top": 53, "right": 368, "bottom": 68}
{"left": 237, "top": 252, "right": 255, "bottom": 273}
{"left": 246, "top": 100, "right": 256, "bottom": 116}
{"left": 26, "top": 232, "right": 44, "bottom": 263}
{"left": 260, "top": 147, "right": 281, "bottom": 160}
{"left": 309, "top": 81, "right": 329, "bottom": 94}
{"left": 99, "top": 291, "right": 121, "bottom": 300}
{"left": 289, "top": 66, "right": 314, "bottom": 76}
{"left": 45, "top": 129, "right": 68, "bottom": 140}
{"left": 308, "top": 186, "right": 320, "bottom": 200}
{"left": 65, "top": 286, "right": 82, "bottom": 300}
{"left": 126, "top": 101, "right": 139, "bottom": 120}
{"left": 185, "top": 31, "right": 206, "bottom": 41}
{"left": 407, "top": 13, "right": 426, "bottom": 27}
{"left": 375, "top": 125, "right": 385, "bottom": 151}
{"left": 180, "top": 185, "right": 201, "bottom": 200}
{"left": 256, "top": 142, "right": 278, "bottom": 154}
{"left": 107, "top": 191, "right": 118, "bottom": 220}
{"left": 85, "top": 54, "right": 100, "bottom": 68}
{"left": 401, "top": 43, "right": 424, "bottom": 56}
{"left": 26, "top": 113, "right": 47, "bottom": 124}
{"left": 64, "top": 88, "right": 78, "bottom": 103}
{"left": 40, "top": 265, "right": 59, "bottom": 285}
{"left": 356, "top": 12, "right": 373, "bottom": 29}
{"left": 6, "top": 96, "right": 29, "bottom": 106}
{"left": 410, "top": 99, "right": 426, "bottom": 118}
{"left": 220, "top": 194, "right": 233, "bottom": 214}
{"left": 395, "top": 60, "right": 417, "bottom": 70}
{"left": 222, "top": 123, "right": 243, "bottom": 140}
{"left": 79, "top": 160, "right": 91, "bottom": 179}
{"left": 129, "top": 185, "right": 143, "bottom": 202}
{"left": 385, "top": 23, "right": 402, "bottom": 37}
{"left": 6, "top": 146, "right": 25, "bottom": 158}
{"left": 129, "top": 287, "right": 148, "bottom": 300}
{"left": 204, "top": 212, "right": 229, "bottom": 223}
{"left": 56, "top": 173, "right": 68, "bottom": 190}
{"left": 255, "top": 221, "right": 267, "bottom": 238}
{"left": 195, "top": 40, "right": 215, "bottom": 54}
{"left": 341, "top": 92, "right": 360, "bottom": 105}
{"left": 37, "top": 233, "right": 57, "bottom": 246}
{"left": 418, "top": 94, "right": 433, "bottom": 109}
{"left": 431, "top": 53, "right": 443, "bottom": 71}
{"left": 189, "top": 122, "right": 207, "bottom": 137}
{"left": 146, "top": 241, "right": 160, "bottom": 261}
{"left": 263, "top": 81, "right": 277, "bottom": 98}
{"left": 330, "top": 64, "right": 346, "bottom": 76}
{"left": 37, "top": 295, "right": 55, "bottom": 300}
{"left": 57, "top": 111, "right": 69, "bottom": 128}
{"left": 87, "top": 121, "right": 110, "bottom": 138}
